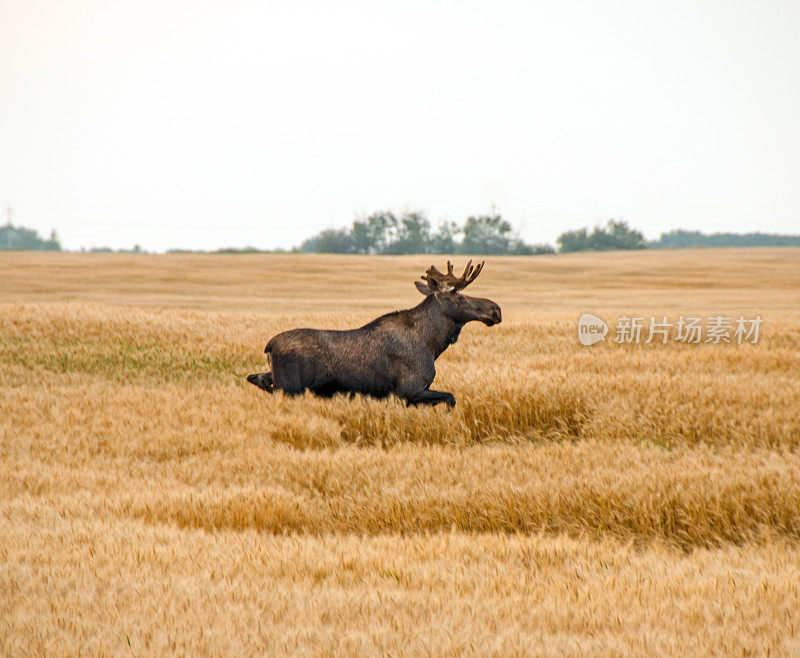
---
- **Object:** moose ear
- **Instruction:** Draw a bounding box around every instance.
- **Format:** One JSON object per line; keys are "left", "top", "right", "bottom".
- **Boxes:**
{"left": 414, "top": 280, "right": 433, "bottom": 295}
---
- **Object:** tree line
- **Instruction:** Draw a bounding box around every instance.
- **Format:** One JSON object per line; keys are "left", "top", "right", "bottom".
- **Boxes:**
{"left": 0, "top": 224, "right": 61, "bottom": 251}
{"left": 3, "top": 213, "right": 800, "bottom": 254}
{"left": 298, "top": 211, "right": 554, "bottom": 255}
{"left": 301, "top": 212, "right": 800, "bottom": 254}
{"left": 648, "top": 229, "right": 800, "bottom": 249}
{"left": 555, "top": 219, "right": 645, "bottom": 252}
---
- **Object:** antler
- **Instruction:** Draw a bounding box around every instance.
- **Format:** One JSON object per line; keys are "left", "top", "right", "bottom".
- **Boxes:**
{"left": 420, "top": 260, "right": 485, "bottom": 293}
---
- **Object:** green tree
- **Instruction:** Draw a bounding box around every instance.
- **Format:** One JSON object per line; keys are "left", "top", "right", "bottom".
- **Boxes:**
{"left": 602, "top": 219, "right": 645, "bottom": 250}
{"left": 557, "top": 227, "right": 589, "bottom": 252}
{"left": 298, "top": 228, "right": 355, "bottom": 253}
{"left": 0, "top": 224, "right": 61, "bottom": 251}
{"left": 557, "top": 220, "right": 644, "bottom": 252}
{"left": 430, "top": 220, "right": 460, "bottom": 254}
{"left": 511, "top": 241, "right": 556, "bottom": 255}
{"left": 351, "top": 211, "right": 398, "bottom": 254}
{"left": 459, "top": 213, "right": 515, "bottom": 254}
{"left": 384, "top": 212, "right": 431, "bottom": 254}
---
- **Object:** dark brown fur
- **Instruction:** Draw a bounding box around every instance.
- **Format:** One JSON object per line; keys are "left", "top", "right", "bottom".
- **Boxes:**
{"left": 247, "top": 264, "right": 501, "bottom": 407}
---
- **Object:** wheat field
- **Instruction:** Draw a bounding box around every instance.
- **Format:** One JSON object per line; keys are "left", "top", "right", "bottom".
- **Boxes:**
{"left": 1, "top": 248, "right": 799, "bottom": 656}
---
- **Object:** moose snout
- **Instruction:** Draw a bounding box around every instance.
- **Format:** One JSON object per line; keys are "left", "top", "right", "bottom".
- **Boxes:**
{"left": 482, "top": 304, "right": 502, "bottom": 326}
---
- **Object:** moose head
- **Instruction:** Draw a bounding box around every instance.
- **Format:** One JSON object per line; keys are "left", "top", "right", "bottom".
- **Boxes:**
{"left": 414, "top": 260, "right": 502, "bottom": 326}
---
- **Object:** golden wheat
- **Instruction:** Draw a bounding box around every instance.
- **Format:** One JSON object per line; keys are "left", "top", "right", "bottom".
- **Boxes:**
{"left": 1, "top": 248, "right": 799, "bottom": 655}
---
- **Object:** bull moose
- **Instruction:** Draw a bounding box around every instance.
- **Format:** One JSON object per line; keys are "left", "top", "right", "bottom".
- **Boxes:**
{"left": 246, "top": 260, "right": 501, "bottom": 407}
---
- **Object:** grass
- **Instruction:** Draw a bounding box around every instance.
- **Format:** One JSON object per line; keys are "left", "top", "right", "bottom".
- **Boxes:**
{"left": 1, "top": 248, "right": 799, "bottom": 655}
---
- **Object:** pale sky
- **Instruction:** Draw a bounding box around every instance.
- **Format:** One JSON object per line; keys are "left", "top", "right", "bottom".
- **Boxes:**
{"left": 1, "top": 0, "right": 799, "bottom": 251}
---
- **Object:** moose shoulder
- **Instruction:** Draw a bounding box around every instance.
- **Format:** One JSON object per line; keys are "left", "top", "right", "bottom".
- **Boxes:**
{"left": 246, "top": 261, "right": 501, "bottom": 407}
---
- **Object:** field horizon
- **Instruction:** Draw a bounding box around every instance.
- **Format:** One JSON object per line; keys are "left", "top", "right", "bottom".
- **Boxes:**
{"left": 2, "top": 248, "right": 799, "bottom": 655}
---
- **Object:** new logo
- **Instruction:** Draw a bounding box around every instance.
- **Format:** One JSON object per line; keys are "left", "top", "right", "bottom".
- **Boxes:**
{"left": 578, "top": 313, "right": 609, "bottom": 346}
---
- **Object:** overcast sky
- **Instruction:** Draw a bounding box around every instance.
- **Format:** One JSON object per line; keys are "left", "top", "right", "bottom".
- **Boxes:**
{"left": 1, "top": 0, "right": 799, "bottom": 251}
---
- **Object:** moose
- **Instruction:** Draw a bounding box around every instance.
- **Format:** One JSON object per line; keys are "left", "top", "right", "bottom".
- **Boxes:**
{"left": 246, "top": 260, "right": 501, "bottom": 407}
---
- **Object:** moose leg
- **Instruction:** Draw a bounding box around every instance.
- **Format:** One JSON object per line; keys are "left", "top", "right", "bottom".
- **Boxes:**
{"left": 246, "top": 372, "right": 273, "bottom": 392}
{"left": 407, "top": 388, "right": 456, "bottom": 408}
